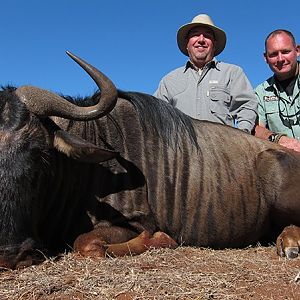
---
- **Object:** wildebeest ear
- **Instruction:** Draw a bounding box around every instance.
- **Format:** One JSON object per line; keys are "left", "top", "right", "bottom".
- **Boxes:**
{"left": 53, "top": 130, "right": 118, "bottom": 163}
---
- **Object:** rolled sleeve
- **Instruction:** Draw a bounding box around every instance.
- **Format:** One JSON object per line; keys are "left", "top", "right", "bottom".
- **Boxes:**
{"left": 229, "top": 67, "right": 258, "bottom": 132}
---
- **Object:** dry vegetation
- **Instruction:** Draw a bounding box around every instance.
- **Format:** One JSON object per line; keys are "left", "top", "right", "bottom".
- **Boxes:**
{"left": 0, "top": 245, "right": 299, "bottom": 300}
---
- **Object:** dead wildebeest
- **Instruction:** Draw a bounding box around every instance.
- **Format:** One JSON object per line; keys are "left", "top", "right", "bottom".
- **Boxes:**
{"left": 0, "top": 51, "right": 299, "bottom": 269}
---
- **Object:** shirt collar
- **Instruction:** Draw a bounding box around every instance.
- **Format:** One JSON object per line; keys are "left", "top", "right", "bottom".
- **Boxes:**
{"left": 184, "top": 58, "right": 218, "bottom": 72}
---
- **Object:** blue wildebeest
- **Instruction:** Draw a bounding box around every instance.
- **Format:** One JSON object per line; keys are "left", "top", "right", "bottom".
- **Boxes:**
{"left": 0, "top": 52, "right": 299, "bottom": 269}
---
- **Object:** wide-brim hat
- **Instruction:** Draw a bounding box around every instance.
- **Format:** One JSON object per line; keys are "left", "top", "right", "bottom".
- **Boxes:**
{"left": 177, "top": 14, "right": 227, "bottom": 56}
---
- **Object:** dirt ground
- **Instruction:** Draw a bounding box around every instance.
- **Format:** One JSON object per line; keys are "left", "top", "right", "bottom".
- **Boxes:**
{"left": 0, "top": 245, "right": 299, "bottom": 300}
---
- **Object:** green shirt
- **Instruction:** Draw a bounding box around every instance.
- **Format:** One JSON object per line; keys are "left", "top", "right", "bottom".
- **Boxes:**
{"left": 255, "top": 65, "right": 300, "bottom": 139}
{"left": 154, "top": 59, "right": 258, "bottom": 132}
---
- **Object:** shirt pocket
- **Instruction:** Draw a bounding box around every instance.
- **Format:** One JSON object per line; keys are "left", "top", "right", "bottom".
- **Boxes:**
{"left": 209, "top": 86, "right": 231, "bottom": 115}
{"left": 264, "top": 101, "right": 282, "bottom": 129}
{"left": 264, "top": 101, "right": 279, "bottom": 116}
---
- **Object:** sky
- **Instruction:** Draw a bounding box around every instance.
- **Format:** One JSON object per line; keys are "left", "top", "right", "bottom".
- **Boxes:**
{"left": 0, "top": 1, "right": 299, "bottom": 98}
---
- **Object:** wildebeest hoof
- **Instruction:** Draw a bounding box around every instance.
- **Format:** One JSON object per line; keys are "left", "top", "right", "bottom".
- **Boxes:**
{"left": 276, "top": 225, "right": 300, "bottom": 259}
{"left": 74, "top": 233, "right": 107, "bottom": 258}
{"left": 150, "top": 232, "right": 178, "bottom": 249}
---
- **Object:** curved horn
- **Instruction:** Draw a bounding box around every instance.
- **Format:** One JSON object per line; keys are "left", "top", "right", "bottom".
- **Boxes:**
{"left": 15, "top": 51, "right": 118, "bottom": 120}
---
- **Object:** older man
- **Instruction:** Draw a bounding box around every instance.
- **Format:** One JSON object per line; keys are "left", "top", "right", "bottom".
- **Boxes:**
{"left": 154, "top": 14, "right": 258, "bottom": 133}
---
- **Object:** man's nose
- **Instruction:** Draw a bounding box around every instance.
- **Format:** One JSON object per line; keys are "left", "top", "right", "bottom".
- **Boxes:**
{"left": 277, "top": 52, "right": 284, "bottom": 61}
{"left": 197, "top": 34, "right": 205, "bottom": 42}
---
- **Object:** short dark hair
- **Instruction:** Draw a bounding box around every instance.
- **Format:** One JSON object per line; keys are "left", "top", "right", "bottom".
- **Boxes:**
{"left": 264, "top": 29, "right": 296, "bottom": 52}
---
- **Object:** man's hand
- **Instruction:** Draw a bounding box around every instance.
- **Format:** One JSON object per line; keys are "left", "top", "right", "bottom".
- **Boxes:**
{"left": 277, "top": 136, "right": 300, "bottom": 152}
{"left": 254, "top": 125, "right": 300, "bottom": 152}
{"left": 254, "top": 125, "right": 273, "bottom": 140}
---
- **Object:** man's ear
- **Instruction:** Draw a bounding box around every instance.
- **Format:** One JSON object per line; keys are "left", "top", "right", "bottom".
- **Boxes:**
{"left": 53, "top": 130, "right": 118, "bottom": 163}
{"left": 296, "top": 45, "right": 300, "bottom": 57}
{"left": 263, "top": 52, "right": 268, "bottom": 63}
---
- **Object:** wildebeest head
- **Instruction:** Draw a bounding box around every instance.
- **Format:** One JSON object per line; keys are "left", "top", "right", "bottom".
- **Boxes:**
{"left": 0, "top": 52, "right": 119, "bottom": 269}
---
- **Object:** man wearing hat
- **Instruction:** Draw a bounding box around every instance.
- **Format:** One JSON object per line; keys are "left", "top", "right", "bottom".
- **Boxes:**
{"left": 154, "top": 14, "right": 258, "bottom": 133}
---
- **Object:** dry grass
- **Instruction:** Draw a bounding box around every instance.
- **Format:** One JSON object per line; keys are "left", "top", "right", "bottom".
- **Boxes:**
{"left": 0, "top": 245, "right": 299, "bottom": 300}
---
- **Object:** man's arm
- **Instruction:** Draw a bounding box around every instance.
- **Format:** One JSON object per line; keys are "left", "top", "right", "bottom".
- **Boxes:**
{"left": 229, "top": 67, "right": 258, "bottom": 133}
{"left": 254, "top": 87, "right": 300, "bottom": 151}
{"left": 154, "top": 78, "right": 171, "bottom": 103}
{"left": 255, "top": 124, "right": 300, "bottom": 152}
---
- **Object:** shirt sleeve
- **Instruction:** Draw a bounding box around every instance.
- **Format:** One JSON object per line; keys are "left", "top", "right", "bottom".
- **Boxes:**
{"left": 255, "top": 86, "right": 268, "bottom": 127}
{"left": 229, "top": 67, "right": 258, "bottom": 133}
{"left": 153, "top": 78, "right": 171, "bottom": 103}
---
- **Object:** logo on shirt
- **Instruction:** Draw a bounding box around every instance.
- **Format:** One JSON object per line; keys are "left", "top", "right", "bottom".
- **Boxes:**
{"left": 209, "top": 80, "right": 218, "bottom": 84}
{"left": 263, "top": 96, "right": 279, "bottom": 102}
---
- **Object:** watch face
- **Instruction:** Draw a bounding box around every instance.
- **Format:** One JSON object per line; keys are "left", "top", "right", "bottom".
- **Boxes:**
{"left": 268, "top": 133, "right": 277, "bottom": 142}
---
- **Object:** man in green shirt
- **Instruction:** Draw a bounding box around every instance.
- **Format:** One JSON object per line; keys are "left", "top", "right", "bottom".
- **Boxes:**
{"left": 255, "top": 29, "right": 300, "bottom": 151}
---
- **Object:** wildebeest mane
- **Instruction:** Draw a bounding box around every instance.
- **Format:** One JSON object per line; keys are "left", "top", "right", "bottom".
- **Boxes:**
{"left": 62, "top": 90, "right": 198, "bottom": 149}
{"left": 118, "top": 91, "right": 198, "bottom": 149}
{"left": 1, "top": 85, "right": 17, "bottom": 92}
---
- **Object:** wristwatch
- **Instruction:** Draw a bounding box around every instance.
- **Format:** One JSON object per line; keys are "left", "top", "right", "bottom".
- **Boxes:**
{"left": 268, "top": 133, "right": 286, "bottom": 143}
{"left": 268, "top": 133, "right": 278, "bottom": 142}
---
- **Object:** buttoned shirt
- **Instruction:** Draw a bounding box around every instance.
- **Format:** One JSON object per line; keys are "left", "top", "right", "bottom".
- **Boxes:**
{"left": 255, "top": 64, "right": 300, "bottom": 139}
{"left": 154, "top": 60, "right": 258, "bottom": 132}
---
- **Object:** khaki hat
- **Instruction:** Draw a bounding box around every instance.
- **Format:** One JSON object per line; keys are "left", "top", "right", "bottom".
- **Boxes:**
{"left": 177, "top": 14, "right": 227, "bottom": 56}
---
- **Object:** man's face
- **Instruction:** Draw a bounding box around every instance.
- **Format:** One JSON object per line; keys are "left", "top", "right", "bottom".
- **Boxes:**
{"left": 264, "top": 32, "right": 300, "bottom": 80}
{"left": 186, "top": 26, "right": 216, "bottom": 68}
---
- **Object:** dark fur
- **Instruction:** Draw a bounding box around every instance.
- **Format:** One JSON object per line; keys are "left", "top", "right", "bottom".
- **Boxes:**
{"left": 63, "top": 89, "right": 198, "bottom": 149}
{"left": 0, "top": 85, "right": 299, "bottom": 268}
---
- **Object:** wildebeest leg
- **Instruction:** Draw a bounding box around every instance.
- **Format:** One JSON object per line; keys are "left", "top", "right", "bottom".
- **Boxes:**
{"left": 257, "top": 149, "right": 300, "bottom": 258}
{"left": 74, "top": 226, "right": 178, "bottom": 257}
{"left": 273, "top": 157, "right": 300, "bottom": 258}
{"left": 105, "top": 231, "right": 178, "bottom": 257}
{"left": 74, "top": 226, "right": 137, "bottom": 257}
{"left": 274, "top": 170, "right": 300, "bottom": 258}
